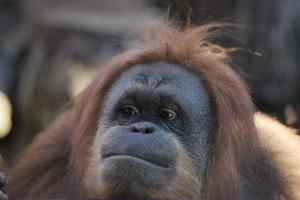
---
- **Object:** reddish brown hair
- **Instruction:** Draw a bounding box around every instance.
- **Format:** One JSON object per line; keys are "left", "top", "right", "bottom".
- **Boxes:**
{"left": 71, "top": 22, "right": 258, "bottom": 199}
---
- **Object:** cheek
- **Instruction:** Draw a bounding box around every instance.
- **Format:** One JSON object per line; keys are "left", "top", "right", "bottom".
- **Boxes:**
{"left": 82, "top": 127, "right": 110, "bottom": 197}
{"left": 185, "top": 116, "right": 214, "bottom": 176}
{"left": 164, "top": 140, "right": 202, "bottom": 199}
{"left": 188, "top": 136, "right": 212, "bottom": 176}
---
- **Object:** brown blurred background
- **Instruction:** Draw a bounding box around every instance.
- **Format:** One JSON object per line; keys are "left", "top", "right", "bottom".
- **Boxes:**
{"left": 0, "top": 0, "right": 299, "bottom": 164}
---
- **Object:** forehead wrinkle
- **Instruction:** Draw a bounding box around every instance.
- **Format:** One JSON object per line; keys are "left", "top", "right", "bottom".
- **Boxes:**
{"left": 134, "top": 74, "right": 149, "bottom": 84}
{"left": 127, "top": 76, "right": 181, "bottom": 97}
{"left": 124, "top": 85, "right": 176, "bottom": 99}
{"left": 155, "top": 76, "right": 182, "bottom": 90}
{"left": 132, "top": 72, "right": 182, "bottom": 90}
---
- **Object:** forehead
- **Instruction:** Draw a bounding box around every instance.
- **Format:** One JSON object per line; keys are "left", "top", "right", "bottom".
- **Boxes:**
{"left": 103, "top": 61, "right": 210, "bottom": 110}
{"left": 122, "top": 61, "right": 199, "bottom": 85}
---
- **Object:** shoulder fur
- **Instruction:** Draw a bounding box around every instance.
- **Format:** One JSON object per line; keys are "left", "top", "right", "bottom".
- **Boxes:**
{"left": 255, "top": 112, "right": 300, "bottom": 200}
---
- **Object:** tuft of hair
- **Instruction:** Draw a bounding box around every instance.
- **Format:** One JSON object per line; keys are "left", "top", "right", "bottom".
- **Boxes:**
{"left": 127, "top": 20, "right": 235, "bottom": 65}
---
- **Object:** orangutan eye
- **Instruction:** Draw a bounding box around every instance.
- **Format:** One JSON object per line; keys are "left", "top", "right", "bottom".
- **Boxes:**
{"left": 120, "top": 105, "right": 139, "bottom": 117}
{"left": 159, "top": 108, "right": 177, "bottom": 120}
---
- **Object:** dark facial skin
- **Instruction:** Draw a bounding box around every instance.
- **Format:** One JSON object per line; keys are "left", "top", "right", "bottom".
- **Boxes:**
{"left": 84, "top": 61, "right": 214, "bottom": 199}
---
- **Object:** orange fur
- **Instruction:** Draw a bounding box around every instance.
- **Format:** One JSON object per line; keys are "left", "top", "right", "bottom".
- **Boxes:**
{"left": 255, "top": 113, "right": 300, "bottom": 200}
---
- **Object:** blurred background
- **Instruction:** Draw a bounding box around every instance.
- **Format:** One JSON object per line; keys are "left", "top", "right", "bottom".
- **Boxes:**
{"left": 0, "top": 0, "right": 299, "bottom": 163}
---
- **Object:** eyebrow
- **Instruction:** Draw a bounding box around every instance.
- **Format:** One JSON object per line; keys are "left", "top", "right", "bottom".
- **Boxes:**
{"left": 119, "top": 88, "right": 179, "bottom": 107}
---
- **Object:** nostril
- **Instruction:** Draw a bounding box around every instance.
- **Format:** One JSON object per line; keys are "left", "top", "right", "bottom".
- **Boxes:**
{"left": 144, "top": 127, "right": 154, "bottom": 134}
{"left": 131, "top": 127, "right": 139, "bottom": 133}
{"left": 129, "top": 122, "right": 157, "bottom": 134}
{"left": 130, "top": 127, "right": 154, "bottom": 134}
